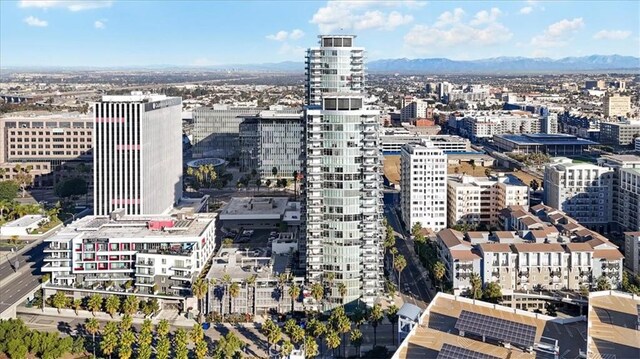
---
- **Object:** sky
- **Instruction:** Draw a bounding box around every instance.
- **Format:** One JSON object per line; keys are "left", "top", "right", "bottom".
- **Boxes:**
{"left": 1, "top": 0, "right": 639, "bottom": 67}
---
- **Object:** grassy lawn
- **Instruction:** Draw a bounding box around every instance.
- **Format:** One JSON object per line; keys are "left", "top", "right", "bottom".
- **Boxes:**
{"left": 0, "top": 240, "right": 27, "bottom": 251}
{"left": 31, "top": 218, "right": 62, "bottom": 234}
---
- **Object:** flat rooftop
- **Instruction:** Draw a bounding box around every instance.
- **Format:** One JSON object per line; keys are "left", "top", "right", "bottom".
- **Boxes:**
{"left": 205, "top": 248, "right": 291, "bottom": 281}
{"left": 587, "top": 291, "right": 640, "bottom": 358}
{"left": 219, "top": 197, "right": 291, "bottom": 220}
{"left": 3, "top": 215, "right": 46, "bottom": 228}
{"left": 395, "top": 293, "right": 586, "bottom": 359}
{"left": 496, "top": 133, "right": 597, "bottom": 146}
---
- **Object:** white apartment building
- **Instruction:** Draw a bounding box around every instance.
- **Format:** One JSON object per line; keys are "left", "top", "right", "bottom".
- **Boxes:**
{"left": 400, "top": 140, "right": 448, "bottom": 233}
{"left": 460, "top": 113, "right": 541, "bottom": 141}
{"left": 304, "top": 35, "right": 383, "bottom": 307}
{"left": 435, "top": 229, "right": 481, "bottom": 295}
{"left": 400, "top": 97, "right": 429, "bottom": 121}
{"left": 42, "top": 210, "right": 217, "bottom": 299}
{"left": 305, "top": 35, "right": 364, "bottom": 106}
{"left": 94, "top": 93, "right": 183, "bottom": 216}
{"left": 447, "top": 174, "right": 529, "bottom": 229}
{"left": 603, "top": 93, "right": 631, "bottom": 118}
{"left": 543, "top": 157, "right": 613, "bottom": 231}
{"left": 380, "top": 129, "right": 470, "bottom": 154}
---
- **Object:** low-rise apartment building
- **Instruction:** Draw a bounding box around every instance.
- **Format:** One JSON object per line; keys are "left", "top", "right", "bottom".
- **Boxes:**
{"left": 42, "top": 210, "right": 216, "bottom": 300}
{"left": 447, "top": 174, "right": 529, "bottom": 229}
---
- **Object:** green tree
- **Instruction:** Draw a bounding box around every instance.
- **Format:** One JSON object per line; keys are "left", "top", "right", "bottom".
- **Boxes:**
{"left": 156, "top": 337, "right": 170, "bottom": 359}
{"left": 191, "top": 277, "right": 208, "bottom": 318}
{"left": 433, "top": 261, "right": 446, "bottom": 291}
{"left": 596, "top": 276, "right": 612, "bottom": 291}
{"left": 72, "top": 298, "right": 82, "bottom": 315}
{"left": 288, "top": 284, "right": 300, "bottom": 312}
{"left": 191, "top": 323, "right": 205, "bottom": 343}
{"left": 338, "top": 282, "right": 348, "bottom": 304}
{"left": 105, "top": 295, "right": 120, "bottom": 318}
{"left": 52, "top": 291, "right": 68, "bottom": 313}
{"left": 394, "top": 254, "right": 407, "bottom": 289}
{"left": 118, "top": 329, "right": 135, "bottom": 359}
{"left": 194, "top": 340, "right": 209, "bottom": 359}
{"left": 529, "top": 179, "right": 540, "bottom": 191}
{"left": 100, "top": 322, "right": 119, "bottom": 359}
{"left": 137, "top": 319, "right": 153, "bottom": 359}
{"left": 122, "top": 295, "right": 138, "bottom": 315}
{"left": 368, "top": 303, "right": 384, "bottom": 347}
{"left": 255, "top": 178, "right": 262, "bottom": 192}
{"left": 411, "top": 222, "right": 423, "bottom": 237}
{"left": 88, "top": 294, "right": 103, "bottom": 316}
{"left": 260, "top": 319, "right": 281, "bottom": 355}
{"left": 0, "top": 180, "right": 19, "bottom": 202}
{"left": 470, "top": 273, "right": 483, "bottom": 299}
{"left": 157, "top": 319, "right": 170, "bottom": 338}
{"left": 281, "top": 340, "right": 294, "bottom": 357}
{"left": 306, "top": 318, "right": 326, "bottom": 356}
{"left": 310, "top": 282, "right": 324, "bottom": 304}
{"left": 386, "top": 305, "right": 399, "bottom": 346}
{"left": 212, "top": 332, "right": 245, "bottom": 359}
{"left": 13, "top": 165, "right": 33, "bottom": 198}
{"left": 174, "top": 328, "right": 189, "bottom": 359}
{"left": 265, "top": 179, "right": 272, "bottom": 188}
{"left": 119, "top": 314, "right": 133, "bottom": 331}
{"left": 331, "top": 307, "right": 351, "bottom": 358}
{"left": 350, "top": 328, "right": 363, "bottom": 357}
{"left": 54, "top": 177, "right": 88, "bottom": 198}
{"left": 325, "top": 329, "right": 341, "bottom": 357}
{"left": 482, "top": 282, "right": 503, "bottom": 303}
{"left": 272, "top": 167, "right": 278, "bottom": 177}
{"left": 84, "top": 318, "right": 100, "bottom": 358}
{"left": 304, "top": 336, "right": 319, "bottom": 358}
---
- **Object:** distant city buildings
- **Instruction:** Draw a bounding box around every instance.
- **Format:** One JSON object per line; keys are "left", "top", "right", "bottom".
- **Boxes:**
{"left": 447, "top": 174, "right": 529, "bottom": 229}
{"left": 603, "top": 93, "right": 631, "bottom": 118}
{"left": 492, "top": 133, "right": 596, "bottom": 156}
{"left": 400, "top": 140, "right": 448, "bottom": 233}
{"left": 599, "top": 120, "right": 640, "bottom": 147}
{"left": 400, "top": 96, "right": 430, "bottom": 122}
{"left": 380, "top": 128, "right": 469, "bottom": 154}
{"left": 543, "top": 157, "right": 613, "bottom": 231}
{"left": 0, "top": 112, "right": 93, "bottom": 187}
{"left": 192, "top": 105, "right": 260, "bottom": 160}
{"left": 94, "top": 93, "right": 182, "bottom": 216}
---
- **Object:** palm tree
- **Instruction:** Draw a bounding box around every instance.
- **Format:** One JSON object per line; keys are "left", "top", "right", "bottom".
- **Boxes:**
{"left": 229, "top": 281, "right": 240, "bottom": 313}
{"left": 85, "top": 318, "right": 100, "bottom": 358}
{"left": 174, "top": 328, "right": 189, "bottom": 359}
{"left": 368, "top": 303, "right": 383, "bottom": 347}
{"left": 350, "top": 328, "right": 363, "bottom": 357}
{"left": 72, "top": 298, "right": 82, "bottom": 315}
{"left": 52, "top": 291, "right": 67, "bottom": 313}
{"left": 331, "top": 307, "right": 351, "bottom": 358}
{"left": 306, "top": 318, "right": 326, "bottom": 356}
{"left": 325, "top": 329, "right": 341, "bottom": 357}
{"left": 88, "top": 294, "right": 103, "bottom": 316}
{"left": 470, "top": 273, "right": 482, "bottom": 299}
{"left": 281, "top": 340, "right": 294, "bottom": 357}
{"left": 292, "top": 170, "right": 299, "bottom": 199}
{"left": 100, "top": 322, "right": 119, "bottom": 359}
{"left": 246, "top": 274, "right": 257, "bottom": 316}
{"left": 221, "top": 273, "right": 231, "bottom": 314}
{"left": 288, "top": 284, "right": 300, "bottom": 312}
{"left": 190, "top": 323, "right": 205, "bottom": 343}
{"left": 157, "top": 319, "right": 170, "bottom": 338}
{"left": 272, "top": 167, "right": 278, "bottom": 178}
{"left": 304, "top": 336, "right": 319, "bottom": 358}
{"left": 255, "top": 178, "right": 261, "bottom": 193}
{"left": 0, "top": 199, "right": 11, "bottom": 219}
{"left": 122, "top": 295, "right": 138, "bottom": 315}
{"left": 105, "top": 295, "right": 120, "bottom": 318}
{"left": 138, "top": 319, "right": 154, "bottom": 359}
{"left": 120, "top": 314, "right": 133, "bottom": 331}
{"left": 411, "top": 222, "right": 423, "bottom": 237}
{"left": 191, "top": 277, "right": 208, "bottom": 319}
{"left": 433, "top": 261, "right": 446, "bottom": 291}
{"left": 390, "top": 247, "right": 398, "bottom": 267}
{"left": 394, "top": 254, "right": 407, "bottom": 289}
{"left": 260, "top": 319, "right": 281, "bottom": 356}
{"left": 194, "top": 340, "right": 208, "bottom": 359}
{"left": 118, "top": 329, "right": 135, "bottom": 359}
{"left": 386, "top": 305, "right": 399, "bottom": 346}
{"left": 156, "top": 337, "right": 170, "bottom": 359}
{"left": 266, "top": 179, "right": 272, "bottom": 188}
{"left": 338, "top": 283, "right": 347, "bottom": 304}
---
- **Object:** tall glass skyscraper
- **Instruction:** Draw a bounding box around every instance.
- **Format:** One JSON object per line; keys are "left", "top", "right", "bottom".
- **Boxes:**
{"left": 303, "top": 35, "right": 383, "bottom": 308}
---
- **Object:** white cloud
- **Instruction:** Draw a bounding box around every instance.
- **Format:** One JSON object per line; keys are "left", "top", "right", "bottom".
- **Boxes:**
{"left": 310, "top": 1, "right": 417, "bottom": 33}
{"left": 23, "top": 15, "right": 48, "bottom": 27}
{"left": 519, "top": 6, "right": 533, "bottom": 14}
{"left": 278, "top": 43, "right": 305, "bottom": 57}
{"left": 530, "top": 18, "right": 584, "bottom": 48}
{"left": 18, "top": 0, "right": 113, "bottom": 11}
{"left": 266, "top": 29, "right": 305, "bottom": 41}
{"left": 94, "top": 19, "right": 106, "bottom": 29}
{"left": 593, "top": 30, "right": 631, "bottom": 40}
{"left": 404, "top": 7, "right": 512, "bottom": 51}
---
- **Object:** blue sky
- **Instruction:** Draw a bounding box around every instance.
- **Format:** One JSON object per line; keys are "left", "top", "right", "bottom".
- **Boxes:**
{"left": 1, "top": 0, "right": 639, "bottom": 67}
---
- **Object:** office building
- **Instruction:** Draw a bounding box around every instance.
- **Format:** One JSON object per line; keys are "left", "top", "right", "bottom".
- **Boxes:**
{"left": 380, "top": 129, "right": 469, "bottom": 154}
{"left": 400, "top": 97, "right": 430, "bottom": 122}
{"left": 492, "top": 133, "right": 596, "bottom": 156}
{"left": 400, "top": 140, "right": 447, "bottom": 233}
{"left": 539, "top": 108, "right": 558, "bottom": 134}
{"left": 238, "top": 110, "right": 303, "bottom": 179}
{"left": 94, "top": 93, "right": 182, "bottom": 216}
{"left": 0, "top": 112, "right": 93, "bottom": 187}
{"left": 543, "top": 158, "right": 613, "bottom": 231}
{"left": 603, "top": 94, "right": 631, "bottom": 118}
{"left": 599, "top": 120, "right": 640, "bottom": 147}
{"left": 192, "top": 105, "right": 260, "bottom": 159}
{"left": 305, "top": 35, "right": 364, "bottom": 106}
{"left": 447, "top": 174, "right": 529, "bottom": 229}
{"left": 303, "top": 35, "right": 383, "bottom": 307}
{"left": 42, "top": 209, "right": 217, "bottom": 301}
{"left": 585, "top": 80, "right": 606, "bottom": 90}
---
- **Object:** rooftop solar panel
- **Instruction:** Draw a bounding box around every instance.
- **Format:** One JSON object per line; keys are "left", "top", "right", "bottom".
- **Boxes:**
{"left": 455, "top": 310, "right": 537, "bottom": 349}
{"left": 436, "top": 343, "right": 501, "bottom": 359}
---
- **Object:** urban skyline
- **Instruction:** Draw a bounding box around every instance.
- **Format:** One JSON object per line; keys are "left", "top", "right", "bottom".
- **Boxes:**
{"left": 1, "top": 0, "right": 639, "bottom": 67}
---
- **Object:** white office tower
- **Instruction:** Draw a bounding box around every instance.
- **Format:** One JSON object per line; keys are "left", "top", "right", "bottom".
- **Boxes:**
{"left": 400, "top": 140, "right": 448, "bottom": 233}
{"left": 304, "top": 35, "right": 383, "bottom": 308}
{"left": 305, "top": 35, "right": 364, "bottom": 106}
{"left": 94, "top": 93, "right": 183, "bottom": 216}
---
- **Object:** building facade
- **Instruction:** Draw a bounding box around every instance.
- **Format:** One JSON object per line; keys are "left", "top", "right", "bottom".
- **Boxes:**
{"left": 603, "top": 94, "right": 631, "bottom": 118}
{"left": 192, "top": 105, "right": 260, "bottom": 159}
{"left": 543, "top": 157, "right": 613, "bottom": 231}
{"left": 623, "top": 232, "right": 640, "bottom": 275}
{"left": 597, "top": 155, "right": 640, "bottom": 233}
{"left": 93, "top": 93, "right": 183, "bottom": 216}
{"left": 400, "top": 140, "right": 448, "bottom": 233}
{"left": 599, "top": 121, "right": 640, "bottom": 147}
{"left": 303, "top": 35, "right": 383, "bottom": 307}
{"left": 447, "top": 174, "right": 529, "bottom": 229}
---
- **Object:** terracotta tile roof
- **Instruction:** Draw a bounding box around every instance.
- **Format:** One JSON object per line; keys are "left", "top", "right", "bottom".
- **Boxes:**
{"left": 438, "top": 229, "right": 466, "bottom": 248}
{"left": 450, "top": 250, "right": 482, "bottom": 261}
{"left": 548, "top": 213, "right": 565, "bottom": 221}
{"left": 512, "top": 243, "right": 565, "bottom": 253}
{"left": 575, "top": 228, "right": 593, "bottom": 237}
{"left": 478, "top": 242, "right": 513, "bottom": 253}
{"left": 530, "top": 204, "right": 549, "bottom": 212}
{"left": 564, "top": 243, "right": 593, "bottom": 252}
{"left": 624, "top": 231, "right": 640, "bottom": 236}
{"left": 466, "top": 231, "right": 486, "bottom": 239}
{"left": 494, "top": 231, "right": 518, "bottom": 240}
{"left": 562, "top": 223, "right": 582, "bottom": 232}
{"left": 592, "top": 249, "right": 624, "bottom": 260}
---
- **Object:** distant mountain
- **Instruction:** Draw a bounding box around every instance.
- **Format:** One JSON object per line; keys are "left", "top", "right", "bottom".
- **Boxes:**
{"left": 366, "top": 55, "right": 640, "bottom": 74}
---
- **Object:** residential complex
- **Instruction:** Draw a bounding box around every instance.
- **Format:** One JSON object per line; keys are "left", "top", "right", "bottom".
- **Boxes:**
{"left": 93, "top": 93, "right": 183, "bottom": 216}
{"left": 597, "top": 155, "right": 640, "bottom": 232}
{"left": 380, "top": 128, "right": 469, "bottom": 154}
{"left": 305, "top": 35, "right": 364, "bottom": 106}
{"left": 0, "top": 112, "right": 93, "bottom": 186}
{"left": 400, "top": 96, "right": 430, "bottom": 122}
{"left": 303, "top": 35, "right": 383, "bottom": 307}
{"left": 599, "top": 120, "right": 640, "bottom": 147}
{"left": 192, "top": 105, "right": 260, "bottom": 159}
{"left": 459, "top": 112, "right": 540, "bottom": 141}
{"left": 238, "top": 109, "right": 303, "bottom": 179}
{"left": 437, "top": 204, "right": 623, "bottom": 295}
{"left": 400, "top": 140, "right": 448, "bottom": 233}
{"left": 42, "top": 208, "right": 216, "bottom": 300}
{"left": 447, "top": 174, "right": 529, "bottom": 229}
{"left": 624, "top": 232, "right": 640, "bottom": 275}
{"left": 603, "top": 93, "right": 631, "bottom": 118}
{"left": 543, "top": 157, "right": 613, "bottom": 231}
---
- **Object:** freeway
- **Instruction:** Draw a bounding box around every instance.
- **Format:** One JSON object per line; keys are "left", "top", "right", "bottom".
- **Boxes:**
{"left": 383, "top": 192, "right": 432, "bottom": 309}
{"left": 0, "top": 273, "right": 41, "bottom": 315}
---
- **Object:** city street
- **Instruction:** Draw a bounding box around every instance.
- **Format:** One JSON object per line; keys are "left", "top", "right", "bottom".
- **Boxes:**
{"left": 383, "top": 192, "right": 432, "bottom": 309}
